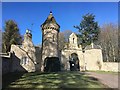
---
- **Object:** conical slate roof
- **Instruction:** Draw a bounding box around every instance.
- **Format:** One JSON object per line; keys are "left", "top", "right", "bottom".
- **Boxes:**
{"left": 41, "top": 11, "right": 60, "bottom": 29}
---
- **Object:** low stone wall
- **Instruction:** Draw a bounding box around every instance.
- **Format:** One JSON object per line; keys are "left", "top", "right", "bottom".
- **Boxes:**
{"left": 1, "top": 49, "right": 29, "bottom": 74}
{"left": 1, "top": 53, "right": 12, "bottom": 74}
{"left": 102, "top": 62, "right": 120, "bottom": 72}
{"left": 2, "top": 56, "right": 11, "bottom": 74}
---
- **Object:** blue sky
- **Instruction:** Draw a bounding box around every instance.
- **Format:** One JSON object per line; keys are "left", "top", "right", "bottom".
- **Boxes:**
{"left": 2, "top": 2, "right": 118, "bottom": 45}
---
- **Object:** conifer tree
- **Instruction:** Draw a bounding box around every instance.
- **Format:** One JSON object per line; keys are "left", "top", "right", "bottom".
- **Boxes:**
{"left": 2, "top": 20, "right": 22, "bottom": 53}
{"left": 74, "top": 13, "right": 100, "bottom": 50}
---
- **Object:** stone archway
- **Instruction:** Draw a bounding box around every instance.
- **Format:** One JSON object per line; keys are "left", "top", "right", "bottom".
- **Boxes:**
{"left": 69, "top": 53, "right": 80, "bottom": 71}
{"left": 43, "top": 57, "right": 61, "bottom": 72}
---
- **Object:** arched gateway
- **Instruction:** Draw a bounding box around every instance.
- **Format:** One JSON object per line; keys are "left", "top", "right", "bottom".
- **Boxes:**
{"left": 69, "top": 53, "right": 80, "bottom": 71}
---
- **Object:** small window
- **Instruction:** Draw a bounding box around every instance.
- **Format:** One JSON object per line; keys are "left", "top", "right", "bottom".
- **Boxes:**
{"left": 53, "top": 35, "right": 55, "bottom": 42}
{"left": 21, "top": 57, "right": 28, "bottom": 65}
{"left": 73, "top": 38, "right": 74, "bottom": 43}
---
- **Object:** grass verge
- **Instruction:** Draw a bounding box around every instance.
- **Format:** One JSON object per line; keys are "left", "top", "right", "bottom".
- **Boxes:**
{"left": 87, "top": 70, "right": 119, "bottom": 75}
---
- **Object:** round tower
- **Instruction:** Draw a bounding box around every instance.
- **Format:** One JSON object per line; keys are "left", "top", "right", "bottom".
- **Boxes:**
{"left": 41, "top": 11, "right": 60, "bottom": 72}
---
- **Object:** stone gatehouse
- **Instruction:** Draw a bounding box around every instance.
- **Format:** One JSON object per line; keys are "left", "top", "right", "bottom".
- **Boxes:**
{"left": 2, "top": 11, "right": 119, "bottom": 74}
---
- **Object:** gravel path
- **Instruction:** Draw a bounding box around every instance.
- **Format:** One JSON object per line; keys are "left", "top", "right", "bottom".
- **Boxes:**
{"left": 85, "top": 72, "right": 119, "bottom": 88}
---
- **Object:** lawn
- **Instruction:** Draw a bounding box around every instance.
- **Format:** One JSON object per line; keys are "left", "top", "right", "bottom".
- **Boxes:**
{"left": 2, "top": 71, "right": 108, "bottom": 89}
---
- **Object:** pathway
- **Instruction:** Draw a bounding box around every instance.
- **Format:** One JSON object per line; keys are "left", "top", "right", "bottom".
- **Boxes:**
{"left": 85, "top": 72, "right": 119, "bottom": 89}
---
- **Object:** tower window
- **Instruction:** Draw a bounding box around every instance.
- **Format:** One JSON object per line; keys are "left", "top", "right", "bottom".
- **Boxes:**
{"left": 73, "top": 38, "right": 74, "bottom": 43}
{"left": 53, "top": 35, "right": 55, "bottom": 42}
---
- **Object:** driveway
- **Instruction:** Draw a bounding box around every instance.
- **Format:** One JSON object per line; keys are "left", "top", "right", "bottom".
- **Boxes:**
{"left": 85, "top": 72, "right": 119, "bottom": 88}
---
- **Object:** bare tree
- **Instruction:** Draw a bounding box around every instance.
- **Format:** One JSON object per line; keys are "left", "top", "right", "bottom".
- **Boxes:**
{"left": 63, "top": 30, "right": 72, "bottom": 43}
{"left": 99, "top": 23, "right": 118, "bottom": 62}
{"left": 58, "top": 30, "right": 72, "bottom": 50}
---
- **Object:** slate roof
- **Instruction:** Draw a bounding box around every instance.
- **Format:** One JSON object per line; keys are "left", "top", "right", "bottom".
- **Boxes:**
{"left": 85, "top": 43, "right": 101, "bottom": 50}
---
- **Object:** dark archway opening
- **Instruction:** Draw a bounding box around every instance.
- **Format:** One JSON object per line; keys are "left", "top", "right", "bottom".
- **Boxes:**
{"left": 69, "top": 53, "right": 80, "bottom": 71}
{"left": 43, "top": 57, "right": 61, "bottom": 72}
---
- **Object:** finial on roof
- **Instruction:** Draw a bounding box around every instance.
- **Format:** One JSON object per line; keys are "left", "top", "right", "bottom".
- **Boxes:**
{"left": 26, "top": 29, "right": 31, "bottom": 34}
{"left": 50, "top": 11, "right": 52, "bottom": 14}
{"left": 26, "top": 29, "right": 29, "bottom": 33}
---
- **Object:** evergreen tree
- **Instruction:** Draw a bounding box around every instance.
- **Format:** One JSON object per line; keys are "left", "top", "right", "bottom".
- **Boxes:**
{"left": 74, "top": 13, "right": 100, "bottom": 50}
{"left": 2, "top": 20, "right": 22, "bottom": 53}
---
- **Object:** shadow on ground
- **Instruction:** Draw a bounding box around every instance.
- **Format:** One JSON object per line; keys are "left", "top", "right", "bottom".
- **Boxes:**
{"left": 2, "top": 71, "right": 109, "bottom": 89}
{"left": 2, "top": 72, "right": 26, "bottom": 89}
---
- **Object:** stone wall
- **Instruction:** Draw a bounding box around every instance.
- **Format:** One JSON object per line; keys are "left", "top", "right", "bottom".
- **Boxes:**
{"left": 1, "top": 53, "right": 12, "bottom": 74}
{"left": 85, "top": 49, "right": 103, "bottom": 71}
{"left": 2, "top": 57, "right": 11, "bottom": 74}
{"left": 61, "top": 48, "right": 103, "bottom": 71}
{"left": 61, "top": 48, "right": 119, "bottom": 72}
{"left": 102, "top": 62, "right": 120, "bottom": 72}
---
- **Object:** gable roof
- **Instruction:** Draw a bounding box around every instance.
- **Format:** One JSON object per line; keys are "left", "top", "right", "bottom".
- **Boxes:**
{"left": 69, "top": 33, "right": 77, "bottom": 38}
